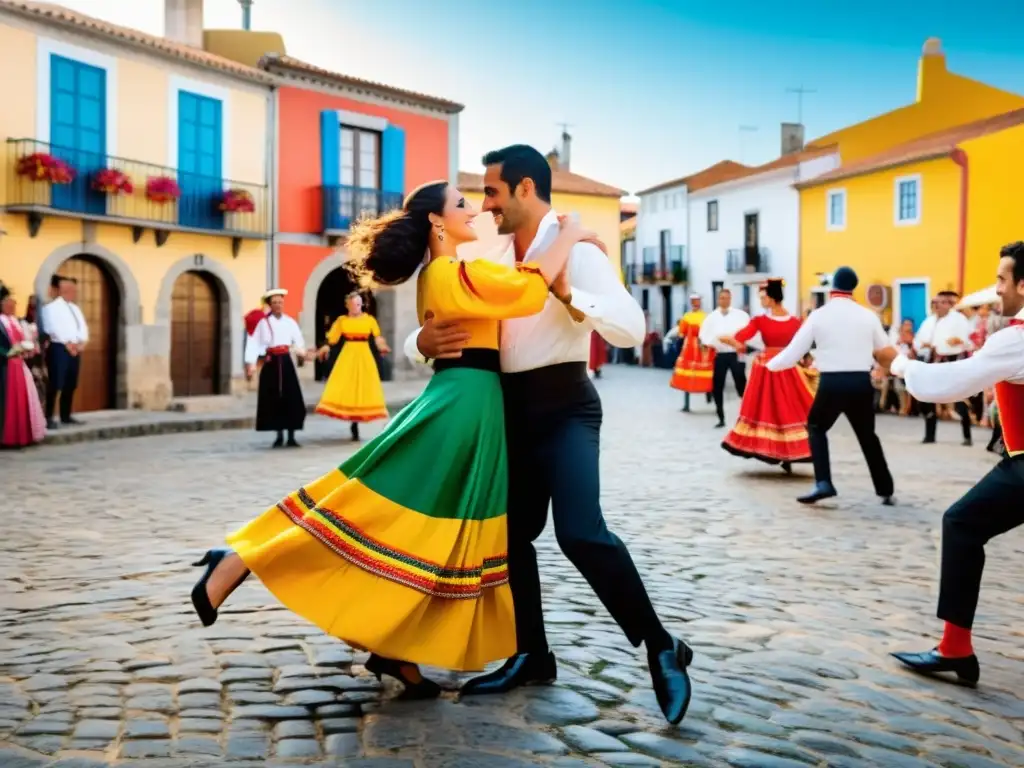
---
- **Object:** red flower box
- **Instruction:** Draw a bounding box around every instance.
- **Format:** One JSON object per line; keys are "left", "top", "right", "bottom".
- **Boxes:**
{"left": 146, "top": 176, "right": 181, "bottom": 204}
{"left": 17, "top": 153, "right": 75, "bottom": 184}
{"left": 219, "top": 188, "right": 255, "bottom": 213}
{"left": 93, "top": 168, "right": 134, "bottom": 196}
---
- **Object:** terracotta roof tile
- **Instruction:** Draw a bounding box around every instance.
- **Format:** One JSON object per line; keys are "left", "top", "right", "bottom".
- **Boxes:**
{"left": 458, "top": 170, "right": 626, "bottom": 199}
{"left": 0, "top": 0, "right": 274, "bottom": 83}
{"left": 620, "top": 215, "right": 637, "bottom": 235}
{"left": 637, "top": 160, "right": 750, "bottom": 196}
{"left": 620, "top": 201, "right": 638, "bottom": 215}
{"left": 798, "top": 109, "right": 1024, "bottom": 188}
{"left": 262, "top": 54, "right": 463, "bottom": 113}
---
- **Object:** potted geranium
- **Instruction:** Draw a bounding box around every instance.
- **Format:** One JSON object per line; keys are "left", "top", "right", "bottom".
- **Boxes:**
{"left": 219, "top": 188, "right": 255, "bottom": 214}
{"left": 146, "top": 176, "right": 181, "bottom": 204}
{"left": 17, "top": 153, "right": 75, "bottom": 184}
{"left": 93, "top": 168, "right": 133, "bottom": 196}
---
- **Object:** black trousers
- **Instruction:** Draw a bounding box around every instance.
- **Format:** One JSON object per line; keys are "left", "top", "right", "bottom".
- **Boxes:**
{"left": 807, "top": 371, "right": 894, "bottom": 496}
{"left": 938, "top": 457, "right": 1024, "bottom": 629}
{"left": 502, "top": 363, "right": 662, "bottom": 653}
{"left": 921, "top": 400, "right": 972, "bottom": 442}
{"left": 711, "top": 352, "right": 746, "bottom": 422}
{"left": 45, "top": 343, "right": 80, "bottom": 422}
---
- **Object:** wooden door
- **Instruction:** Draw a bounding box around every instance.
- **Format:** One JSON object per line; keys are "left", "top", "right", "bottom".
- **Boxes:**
{"left": 59, "top": 256, "right": 117, "bottom": 412}
{"left": 170, "top": 271, "right": 221, "bottom": 397}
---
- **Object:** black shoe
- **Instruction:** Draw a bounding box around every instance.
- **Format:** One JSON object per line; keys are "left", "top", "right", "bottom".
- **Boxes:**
{"left": 922, "top": 437, "right": 936, "bottom": 444}
{"left": 781, "top": 461, "right": 793, "bottom": 475}
{"left": 351, "top": 423, "right": 360, "bottom": 442}
{"left": 46, "top": 419, "right": 59, "bottom": 430}
{"left": 286, "top": 438, "right": 300, "bottom": 448}
{"left": 272, "top": 435, "right": 284, "bottom": 448}
{"left": 61, "top": 417, "right": 83, "bottom": 426}
{"left": 962, "top": 438, "right": 973, "bottom": 447}
{"left": 190, "top": 548, "right": 247, "bottom": 627}
{"left": 891, "top": 648, "right": 979, "bottom": 687}
{"left": 714, "top": 420, "right": 725, "bottom": 429}
{"left": 649, "top": 638, "right": 694, "bottom": 725}
{"left": 880, "top": 496, "right": 896, "bottom": 506}
{"left": 365, "top": 654, "right": 441, "bottom": 700}
{"left": 459, "top": 651, "right": 557, "bottom": 696}
{"left": 797, "top": 482, "right": 838, "bottom": 504}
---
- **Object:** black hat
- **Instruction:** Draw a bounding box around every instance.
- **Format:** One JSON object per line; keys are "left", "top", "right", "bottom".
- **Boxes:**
{"left": 0, "top": 283, "right": 9, "bottom": 302}
{"left": 832, "top": 266, "right": 858, "bottom": 293}
{"left": 761, "top": 278, "right": 785, "bottom": 303}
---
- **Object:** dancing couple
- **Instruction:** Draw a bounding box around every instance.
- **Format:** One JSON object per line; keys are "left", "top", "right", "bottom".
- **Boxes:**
{"left": 188, "top": 145, "right": 694, "bottom": 724}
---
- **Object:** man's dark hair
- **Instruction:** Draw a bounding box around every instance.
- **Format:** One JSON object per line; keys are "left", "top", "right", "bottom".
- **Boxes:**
{"left": 481, "top": 144, "right": 552, "bottom": 203}
{"left": 1000, "top": 241, "right": 1024, "bottom": 283}
{"left": 50, "top": 274, "right": 64, "bottom": 289}
{"left": 719, "top": 288, "right": 731, "bottom": 295}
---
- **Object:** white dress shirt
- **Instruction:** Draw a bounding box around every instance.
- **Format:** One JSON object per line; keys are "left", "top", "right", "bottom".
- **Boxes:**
{"left": 891, "top": 311, "right": 1024, "bottom": 403}
{"left": 244, "top": 313, "right": 306, "bottom": 365}
{"left": 41, "top": 297, "right": 88, "bottom": 345}
{"left": 767, "top": 297, "right": 888, "bottom": 373}
{"left": 913, "top": 310, "right": 973, "bottom": 358}
{"left": 404, "top": 210, "right": 646, "bottom": 373}
{"left": 699, "top": 308, "right": 750, "bottom": 354}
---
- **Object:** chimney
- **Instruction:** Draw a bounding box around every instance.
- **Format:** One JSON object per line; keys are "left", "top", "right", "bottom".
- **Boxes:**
{"left": 781, "top": 122, "right": 805, "bottom": 155}
{"left": 917, "top": 37, "right": 946, "bottom": 103}
{"left": 165, "top": 0, "right": 204, "bottom": 48}
{"left": 545, "top": 149, "right": 560, "bottom": 170}
{"left": 239, "top": 0, "right": 253, "bottom": 31}
{"left": 560, "top": 129, "right": 572, "bottom": 171}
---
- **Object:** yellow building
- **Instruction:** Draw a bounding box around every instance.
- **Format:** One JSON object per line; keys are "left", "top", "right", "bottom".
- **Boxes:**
{"left": 797, "top": 38, "right": 1024, "bottom": 326}
{"left": 0, "top": 1, "right": 271, "bottom": 412}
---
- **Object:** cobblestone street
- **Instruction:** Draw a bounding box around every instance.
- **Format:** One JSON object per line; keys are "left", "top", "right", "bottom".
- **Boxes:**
{"left": 1, "top": 366, "right": 1022, "bottom": 768}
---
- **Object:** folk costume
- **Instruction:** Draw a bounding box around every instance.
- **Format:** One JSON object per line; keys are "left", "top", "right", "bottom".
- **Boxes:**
{"left": 316, "top": 312, "right": 389, "bottom": 439}
{"left": 228, "top": 256, "right": 559, "bottom": 672}
{"left": 244, "top": 290, "right": 307, "bottom": 447}
{"left": 1, "top": 287, "right": 47, "bottom": 448}
{"left": 699, "top": 304, "right": 750, "bottom": 427}
{"left": 670, "top": 297, "right": 715, "bottom": 411}
{"left": 913, "top": 296, "right": 975, "bottom": 445}
{"left": 589, "top": 331, "right": 607, "bottom": 377}
{"left": 766, "top": 267, "right": 895, "bottom": 505}
{"left": 890, "top": 308, "right": 1024, "bottom": 686}
{"left": 722, "top": 279, "right": 817, "bottom": 467}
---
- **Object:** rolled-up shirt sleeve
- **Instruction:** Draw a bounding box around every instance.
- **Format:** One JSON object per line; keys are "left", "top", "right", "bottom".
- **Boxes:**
{"left": 565, "top": 242, "right": 646, "bottom": 347}
{"left": 766, "top": 318, "right": 815, "bottom": 371}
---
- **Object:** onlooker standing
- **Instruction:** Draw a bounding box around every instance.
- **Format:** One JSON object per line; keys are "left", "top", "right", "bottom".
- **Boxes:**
{"left": 41, "top": 276, "right": 88, "bottom": 429}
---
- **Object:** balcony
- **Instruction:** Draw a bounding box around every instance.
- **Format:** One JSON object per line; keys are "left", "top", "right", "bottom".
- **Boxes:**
{"left": 641, "top": 262, "right": 656, "bottom": 281}
{"left": 4, "top": 139, "right": 268, "bottom": 252}
{"left": 667, "top": 245, "right": 688, "bottom": 283}
{"left": 625, "top": 263, "right": 638, "bottom": 284}
{"left": 322, "top": 185, "right": 404, "bottom": 236}
{"left": 726, "top": 247, "right": 771, "bottom": 274}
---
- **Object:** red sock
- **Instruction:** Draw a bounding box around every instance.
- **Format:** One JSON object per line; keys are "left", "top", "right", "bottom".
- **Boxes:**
{"left": 936, "top": 621, "right": 973, "bottom": 658}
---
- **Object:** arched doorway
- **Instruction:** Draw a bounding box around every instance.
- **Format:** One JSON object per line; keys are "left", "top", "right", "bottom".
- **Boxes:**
{"left": 170, "top": 271, "right": 223, "bottom": 397}
{"left": 314, "top": 267, "right": 390, "bottom": 381}
{"left": 58, "top": 256, "right": 120, "bottom": 412}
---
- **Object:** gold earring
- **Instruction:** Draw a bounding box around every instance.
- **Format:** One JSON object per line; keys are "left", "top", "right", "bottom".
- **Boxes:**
{"left": 436, "top": 223, "right": 445, "bottom": 242}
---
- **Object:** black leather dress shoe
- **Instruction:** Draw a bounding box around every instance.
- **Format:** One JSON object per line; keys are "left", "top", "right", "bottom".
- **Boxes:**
{"left": 459, "top": 651, "right": 556, "bottom": 696}
{"left": 797, "top": 482, "right": 838, "bottom": 504}
{"left": 649, "top": 638, "right": 694, "bottom": 725}
{"left": 891, "top": 649, "right": 980, "bottom": 686}
{"left": 880, "top": 496, "right": 896, "bottom": 506}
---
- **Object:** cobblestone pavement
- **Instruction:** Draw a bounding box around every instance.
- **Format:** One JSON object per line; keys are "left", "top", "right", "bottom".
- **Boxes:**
{"left": 1, "top": 366, "right": 1022, "bottom": 767}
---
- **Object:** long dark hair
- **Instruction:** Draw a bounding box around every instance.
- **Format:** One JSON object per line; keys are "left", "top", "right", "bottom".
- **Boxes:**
{"left": 346, "top": 181, "right": 448, "bottom": 287}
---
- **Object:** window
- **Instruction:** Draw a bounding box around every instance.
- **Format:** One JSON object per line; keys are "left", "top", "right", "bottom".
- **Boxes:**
{"left": 894, "top": 174, "right": 921, "bottom": 225}
{"left": 340, "top": 126, "right": 380, "bottom": 189}
{"left": 648, "top": 196, "right": 658, "bottom": 214}
{"left": 707, "top": 200, "right": 719, "bottom": 231}
{"left": 826, "top": 189, "right": 846, "bottom": 230}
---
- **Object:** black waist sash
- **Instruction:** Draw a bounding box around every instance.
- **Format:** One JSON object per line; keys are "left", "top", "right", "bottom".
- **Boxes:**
{"left": 433, "top": 348, "right": 501, "bottom": 374}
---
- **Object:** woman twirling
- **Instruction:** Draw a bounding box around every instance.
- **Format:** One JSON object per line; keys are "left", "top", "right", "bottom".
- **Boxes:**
{"left": 187, "top": 180, "right": 593, "bottom": 697}
{"left": 0, "top": 287, "right": 47, "bottom": 449}
{"left": 719, "top": 279, "right": 816, "bottom": 471}
{"left": 315, "top": 292, "right": 390, "bottom": 442}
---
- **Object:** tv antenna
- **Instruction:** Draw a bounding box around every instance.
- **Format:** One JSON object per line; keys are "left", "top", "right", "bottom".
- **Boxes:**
{"left": 785, "top": 86, "right": 817, "bottom": 124}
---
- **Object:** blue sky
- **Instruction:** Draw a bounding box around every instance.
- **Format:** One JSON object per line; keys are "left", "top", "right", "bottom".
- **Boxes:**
{"left": 59, "top": 0, "right": 1024, "bottom": 195}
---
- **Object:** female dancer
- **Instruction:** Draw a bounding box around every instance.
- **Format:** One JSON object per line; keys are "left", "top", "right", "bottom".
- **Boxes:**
{"left": 719, "top": 279, "right": 816, "bottom": 472}
{"left": 315, "top": 292, "right": 390, "bottom": 441}
{"left": 670, "top": 294, "right": 714, "bottom": 412}
{"left": 188, "top": 180, "right": 594, "bottom": 697}
{"left": 0, "top": 287, "right": 47, "bottom": 448}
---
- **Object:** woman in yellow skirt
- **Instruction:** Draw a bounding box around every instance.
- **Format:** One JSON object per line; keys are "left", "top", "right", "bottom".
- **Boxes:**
{"left": 187, "top": 180, "right": 599, "bottom": 698}
{"left": 316, "top": 292, "right": 390, "bottom": 441}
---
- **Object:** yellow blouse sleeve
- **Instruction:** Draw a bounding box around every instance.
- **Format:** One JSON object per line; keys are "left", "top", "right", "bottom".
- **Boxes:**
{"left": 325, "top": 317, "right": 345, "bottom": 345}
{"left": 369, "top": 317, "right": 381, "bottom": 337}
{"left": 434, "top": 259, "right": 550, "bottom": 321}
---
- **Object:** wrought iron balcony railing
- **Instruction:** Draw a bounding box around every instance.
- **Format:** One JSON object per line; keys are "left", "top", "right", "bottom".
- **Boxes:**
{"left": 642, "top": 262, "right": 656, "bottom": 281}
{"left": 322, "top": 185, "right": 404, "bottom": 233}
{"left": 726, "top": 247, "right": 771, "bottom": 274}
{"left": 625, "top": 263, "right": 638, "bottom": 284}
{"left": 4, "top": 139, "right": 268, "bottom": 242}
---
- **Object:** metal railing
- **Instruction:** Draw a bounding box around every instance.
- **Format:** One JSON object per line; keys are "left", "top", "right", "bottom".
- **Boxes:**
{"left": 4, "top": 138, "right": 268, "bottom": 236}
{"left": 642, "top": 262, "right": 656, "bottom": 281}
{"left": 322, "top": 185, "right": 403, "bottom": 233}
{"left": 726, "top": 247, "right": 771, "bottom": 274}
{"left": 625, "top": 263, "right": 638, "bottom": 284}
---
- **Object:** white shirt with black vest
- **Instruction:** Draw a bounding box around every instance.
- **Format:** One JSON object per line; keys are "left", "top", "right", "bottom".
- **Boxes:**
{"left": 766, "top": 296, "right": 888, "bottom": 373}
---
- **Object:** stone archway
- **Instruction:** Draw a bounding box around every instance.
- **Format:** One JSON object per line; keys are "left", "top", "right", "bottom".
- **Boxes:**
{"left": 35, "top": 242, "right": 143, "bottom": 410}
{"left": 300, "top": 251, "right": 350, "bottom": 352}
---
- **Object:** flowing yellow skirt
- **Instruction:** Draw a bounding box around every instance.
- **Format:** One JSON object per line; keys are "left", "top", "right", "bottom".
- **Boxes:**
{"left": 316, "top": 341, "right": 388, "bottom": 422}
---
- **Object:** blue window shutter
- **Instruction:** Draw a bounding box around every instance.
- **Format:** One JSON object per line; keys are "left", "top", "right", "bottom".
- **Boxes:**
{"left": 381, "top": 124, "right": 405, "bottom": 195}
{"left": 320, "top": 110, "right": 339, "bottom": 187}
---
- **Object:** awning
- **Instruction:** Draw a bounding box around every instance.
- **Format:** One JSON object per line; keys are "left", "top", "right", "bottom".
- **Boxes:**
{"left": 955, "top": 285, "right": 998, "bottom": 309}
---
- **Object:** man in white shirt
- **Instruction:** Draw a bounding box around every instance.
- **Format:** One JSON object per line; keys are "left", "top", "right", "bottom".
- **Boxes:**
{"left": 699, "top": 288, "right": 749, "bottom": 427}
{"left": 767, "top": 267, "right": 895, "bottom": 506}
{"left": 913, "top": 291, "right": 975, "bottom": 446}
{"left": 244, "top": 289, "right": 310, "bottom": 448}
{"left": 405, "top": 145, "right": 693, "bottom": 724}
{"left": 41, "top": 276, "right": 88, "bottom": 429}
{"left": 876, "top": 241, "right": 1024, "bottom": 687}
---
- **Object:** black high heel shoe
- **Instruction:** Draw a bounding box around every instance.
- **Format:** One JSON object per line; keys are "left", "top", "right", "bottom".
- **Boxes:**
{"left": 365, "top": 654, "right": 441, "bottom": 700}
{"left": 190, "top": 547, "right": 247, "bottom": 627}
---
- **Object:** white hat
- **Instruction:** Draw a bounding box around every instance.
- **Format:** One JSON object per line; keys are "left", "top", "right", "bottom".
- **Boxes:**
{"left": 262, "top": 288, "right": 287, "bottom": 303}
{"left": 689, "top": 293, "right": 702, "bottom": 302}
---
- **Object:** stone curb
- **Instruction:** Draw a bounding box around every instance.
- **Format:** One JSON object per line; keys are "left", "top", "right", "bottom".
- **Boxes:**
{"left": 43, "top": 398, "right": 417, "bottom": 446}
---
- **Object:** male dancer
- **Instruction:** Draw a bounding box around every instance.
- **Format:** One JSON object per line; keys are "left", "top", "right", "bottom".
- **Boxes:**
{"left": 699, "top": 288, "right": 749, "bottom": 427}
{"left": 878, "top": 241, "right": 1024, "bottom": 686}
{"left": 765, "top": 267, "right": 895, "bottom": 505}
{"left": 244, "top": 289, "right": 310, "bottom": 448}
{"left": 406, "top": 145, "right": 693, "bottom": 724}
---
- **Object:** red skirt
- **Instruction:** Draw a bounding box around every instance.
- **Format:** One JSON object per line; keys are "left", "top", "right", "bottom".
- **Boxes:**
{"left": 589, "top": 331, "right": 607, "bottom": 372}
{"left": 2, "top": 356, "right": 47, "bottom": 448}
{"left": 670, "top": 337, "right": 715, "bottom": 394}
{"left": 722, "top": 350, "right": 817, "bottom": 464}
